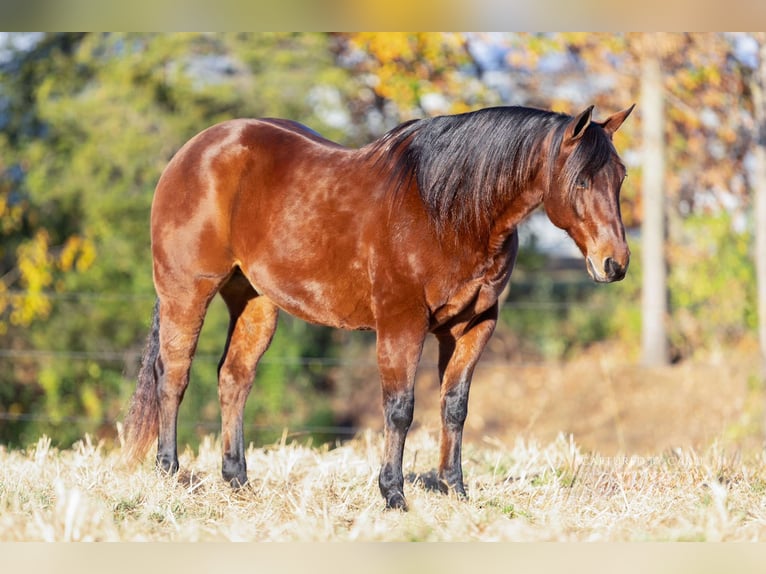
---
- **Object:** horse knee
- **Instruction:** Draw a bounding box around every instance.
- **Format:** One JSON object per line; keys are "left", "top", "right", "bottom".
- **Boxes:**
{"left": 384, "top": 392, "right": 414, "bottom": 432}
{"left": 217, "top": 366, "right": 254, "bottom": 404}
{"left": 442, "top": 387, "right": 469, "bottom": 430}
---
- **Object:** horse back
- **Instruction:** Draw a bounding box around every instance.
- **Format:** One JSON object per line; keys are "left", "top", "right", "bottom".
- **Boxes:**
{"left": 151, "top": 119, "right": 389, "bottom": 328}
{"left": 150, "top": 118, "right": 513, "bottom": 333}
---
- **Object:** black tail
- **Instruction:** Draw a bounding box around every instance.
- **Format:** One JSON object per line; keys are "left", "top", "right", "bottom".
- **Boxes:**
{"left": 121, "top": 299, "right": 161, "bottom": 467}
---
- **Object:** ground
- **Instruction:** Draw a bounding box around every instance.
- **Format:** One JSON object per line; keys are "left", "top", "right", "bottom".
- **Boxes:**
{"left": 1, "top": 341, "right": 764, "bottom": 542}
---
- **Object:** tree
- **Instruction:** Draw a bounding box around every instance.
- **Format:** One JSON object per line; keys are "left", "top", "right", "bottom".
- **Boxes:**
{"left": 639, "top": 34, "right": 670, "bottom": 366}
{"left": 0, "top": 33, "right": 363, "bottom": 448}
{"left": 335, "top": 33, "right": 499, "bottom": 127}
{"left": 751, "top": 34, "right": 766, "bottom": 381}
{"left": 540, "top": 33, "right": 757, "bottom": 359}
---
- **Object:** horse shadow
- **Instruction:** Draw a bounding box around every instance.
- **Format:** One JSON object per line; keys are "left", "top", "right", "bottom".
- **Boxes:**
{"left": 406, "top": 469, "right": 450, "bottom": 494}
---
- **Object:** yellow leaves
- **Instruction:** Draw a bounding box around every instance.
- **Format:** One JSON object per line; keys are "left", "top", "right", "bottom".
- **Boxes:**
{"left": 352, "top": 33, "right": 465, "bottom": 70}
{"left": 561, "top": 32, "right": 589, "bottom": 47}
{"left": 1, "top": 232, "right": 97, "bottom": 329}
{"left": 1, "top": 191, "right": 25, "bottom": 236}
{"left": 346, "top": 33, "right": 473, "bottom": 118}
{"left": 0, "top": 283, "right": 7, "bottom": 336}
{"left": 354, "top": 33, "right": 416, "bottom": 65}
{"left": 503, "top": 33, "right": 562, "bottom": 71}
{"left": 13, "top": 230, "right": 53, "bottom": 326}
{"left": 671, "top": 66, "right": 724, "bottom": 99}
{"left": 80, "top": 380, "right": 103, "bottom": 421}
{"left": 58, "top": 237, "right": 79, "bottom": 273}
{"left": 59, "top": 236, "right": 96, "bottom": 273}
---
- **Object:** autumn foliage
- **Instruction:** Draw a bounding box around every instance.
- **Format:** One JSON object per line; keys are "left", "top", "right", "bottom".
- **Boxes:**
{"left": 0, "top": 33, "right": 763, "bottom": 448}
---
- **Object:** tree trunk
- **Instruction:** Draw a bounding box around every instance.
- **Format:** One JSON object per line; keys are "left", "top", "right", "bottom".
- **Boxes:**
{"left": 753, "top": 35, "right": 766, "bottom": 382}
{"left": 640, "top": 39, "right": 669, "bottom": 367}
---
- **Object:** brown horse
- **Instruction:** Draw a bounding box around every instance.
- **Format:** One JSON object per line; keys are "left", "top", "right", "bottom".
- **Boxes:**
{"left": 122, "top": 104, "right": 634, "bottom": 510}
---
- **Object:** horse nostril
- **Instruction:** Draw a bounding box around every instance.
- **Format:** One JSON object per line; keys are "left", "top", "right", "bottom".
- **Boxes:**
{"left": 604, "top": 257, "right": 624, "bottom": 280}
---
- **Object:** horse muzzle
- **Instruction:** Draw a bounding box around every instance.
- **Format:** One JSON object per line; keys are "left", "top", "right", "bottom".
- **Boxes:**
{"left": 586, "top": 255, "right": 629, "bottom": 283}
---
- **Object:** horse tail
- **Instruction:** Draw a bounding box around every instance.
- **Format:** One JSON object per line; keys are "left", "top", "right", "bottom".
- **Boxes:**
{"left": 121, "top": 298, "right": 161, "bottom": 468}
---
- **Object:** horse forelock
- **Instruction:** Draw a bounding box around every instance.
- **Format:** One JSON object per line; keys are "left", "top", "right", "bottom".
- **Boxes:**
{"left": 557, "top": 122, "right": 620, "bottom": 205}
{"left": 370, "top": 107, "right": 574, "bottom": 241}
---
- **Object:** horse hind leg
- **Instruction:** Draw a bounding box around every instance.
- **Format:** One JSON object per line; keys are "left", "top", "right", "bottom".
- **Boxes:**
{"left": 154, "top": 278, "right": 222, "bottom": 476}
{"left": 217, "top": 271, "right": 278, "bottom": 487}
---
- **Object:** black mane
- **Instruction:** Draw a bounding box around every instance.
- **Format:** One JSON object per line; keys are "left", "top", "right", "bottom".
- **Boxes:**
{"left": 369, "top": 106, "right": 616, "bottom": 239}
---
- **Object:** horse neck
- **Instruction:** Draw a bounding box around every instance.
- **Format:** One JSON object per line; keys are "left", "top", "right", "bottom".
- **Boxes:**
{"left": 485, "top": 184, "right": 545, "bottom": 251}
{"left": 474, "top": 127, "right": 557, "bottom": 251}
{"left": 482, "top": 126, "right": 561, "bottom": 250}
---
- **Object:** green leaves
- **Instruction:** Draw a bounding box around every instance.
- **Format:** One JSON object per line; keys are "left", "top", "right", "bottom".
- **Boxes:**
{"left": 0, "top": 33, "right": 356, "bottom": 448}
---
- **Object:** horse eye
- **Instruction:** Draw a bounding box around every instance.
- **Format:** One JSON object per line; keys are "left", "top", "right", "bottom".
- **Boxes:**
{"left": 576, "top": 177, "right": 590, "bottom": 190}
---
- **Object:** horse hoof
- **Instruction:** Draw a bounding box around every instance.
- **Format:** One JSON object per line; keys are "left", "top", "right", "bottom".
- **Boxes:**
{"left": 222, "top": 469, "right": 248, "bottom": 489}
{"left": 156, "top": 454, "right": 179, "bottom": 475}
{"left": 222, "top": 457, "right": 247, "bottom": 488}
{"left": 225, "top": 475, "right": 248, "bottom": 489}
{"left": 385, "top": 492, "right": 408, "bottom": 511}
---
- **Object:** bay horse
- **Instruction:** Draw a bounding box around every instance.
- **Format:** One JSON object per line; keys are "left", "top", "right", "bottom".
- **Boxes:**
{"left": 122, "top": 103, "right": 634, "bottom": 510}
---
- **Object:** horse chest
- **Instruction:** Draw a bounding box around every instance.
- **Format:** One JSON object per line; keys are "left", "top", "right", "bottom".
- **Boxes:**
{"left": 429, "top": 235, "right": 518, "bottom": 328}
{"left": 429, "top": 266, "right": 511, "bottom": 327}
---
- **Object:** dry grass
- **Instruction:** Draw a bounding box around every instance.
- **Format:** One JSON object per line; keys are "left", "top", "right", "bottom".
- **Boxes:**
{"left": 2, "top": 427, "right": 766, "bottom": 542}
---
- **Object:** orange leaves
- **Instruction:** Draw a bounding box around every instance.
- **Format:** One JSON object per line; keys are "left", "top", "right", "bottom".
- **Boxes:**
{"left": 353, "top": 33, "right": 419, "bottom": 66}
{"left": 345, "top": 33, "right": 476, "bottom": 118}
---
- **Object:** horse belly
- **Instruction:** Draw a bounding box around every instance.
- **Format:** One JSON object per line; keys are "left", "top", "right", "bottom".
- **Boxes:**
{"left": 243, "top": 259, "right": 375, "bottom": 330}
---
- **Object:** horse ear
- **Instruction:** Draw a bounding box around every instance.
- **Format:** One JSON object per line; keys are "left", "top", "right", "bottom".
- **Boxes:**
{"left": 599, "top": 104, "right": 636, "bottom": 135}
{"left": 567, "top": 105, "right": 594, "bottom": 141}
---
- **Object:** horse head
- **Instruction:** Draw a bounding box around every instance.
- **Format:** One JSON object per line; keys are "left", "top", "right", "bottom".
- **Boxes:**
{"left": 544, "top": 104, "right": 635, "bottom": 283}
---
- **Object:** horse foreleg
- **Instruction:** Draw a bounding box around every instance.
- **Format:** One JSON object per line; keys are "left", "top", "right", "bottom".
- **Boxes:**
{"left": 218, "top": 278, "right": 278, "bottom": 488}
{"left": 435, "top": 303, "right": 498, "bottom": 498}
{"left": 375, "top": 320, "right": 427, "bottom": 510}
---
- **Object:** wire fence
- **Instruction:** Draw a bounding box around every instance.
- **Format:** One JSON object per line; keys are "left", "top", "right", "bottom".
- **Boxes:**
{"left": 0, "top": 280, "right": 616, "bottom": 364}
{"left": 0, "top": 283, "right": 621, "bottom": 440}
{"left": 0, "top": 409, "right": 362, "bottom": 439}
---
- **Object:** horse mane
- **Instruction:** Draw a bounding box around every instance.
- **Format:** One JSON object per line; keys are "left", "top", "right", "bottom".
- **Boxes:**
{"left": 367, "top": 106, "right": 617, "bottom": 241}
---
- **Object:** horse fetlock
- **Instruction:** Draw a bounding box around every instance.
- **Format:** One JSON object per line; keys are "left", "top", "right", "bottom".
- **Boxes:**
{"left": 443, "top": 391, "right": 469, "bottom": 429}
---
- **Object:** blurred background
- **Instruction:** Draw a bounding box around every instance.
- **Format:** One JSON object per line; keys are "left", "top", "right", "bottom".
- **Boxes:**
{"left": 1, "top": 32, "right": 765, "bottom": 456}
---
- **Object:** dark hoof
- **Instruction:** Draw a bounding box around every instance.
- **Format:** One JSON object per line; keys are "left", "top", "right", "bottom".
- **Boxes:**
{"left": 224, "top": 474, "right": 248, "bottom": 489}
{"left": 222, "top": 457, "right": 248, "bottom": 489}
{"left": 384, "top": 491, "right": 409, "bottom": 511}
{"left": 445, "top": 482, "right": 468, "bottom": 500}
{"left": 437, "top": 470, "right": 467, "bottom": 499}
{"left": 156, "top": 454, "right": 179, "bottom": 475}
{"left": 409, "top": 470, "right": 467, "bottom": 499}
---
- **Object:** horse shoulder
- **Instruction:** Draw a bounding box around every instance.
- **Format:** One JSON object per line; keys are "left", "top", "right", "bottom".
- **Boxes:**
{"left": 426, "top": 230, "right": 519, "bottom": 329}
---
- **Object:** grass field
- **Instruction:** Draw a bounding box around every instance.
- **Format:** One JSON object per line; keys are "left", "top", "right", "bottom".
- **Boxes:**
{"left": 2, "top": 343, "right": 765, "bottom": 543}
{"left": 2, "top": 426, "right": 765, "bottom": 542}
